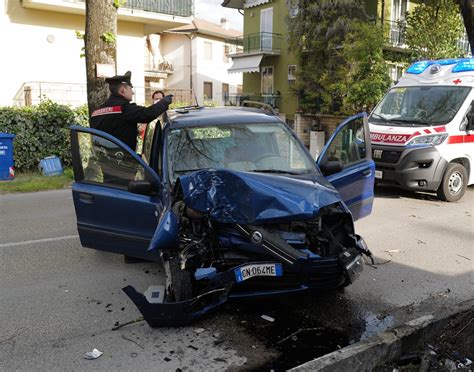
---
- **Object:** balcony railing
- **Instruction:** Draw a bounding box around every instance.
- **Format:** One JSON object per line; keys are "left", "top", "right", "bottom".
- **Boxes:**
{"left": 225, "top": 32, "right": 282, "bottom": 56}
{"left": 223, "top": 93, "right": 281, "bottom": 109}
{"left": 383, "top": 19, "right": 471, "bottom": 56}
{"left": 383, "top": 20, "right": 407, "bottom": 48}
{"left": 73, "top": 0, "right": 193, "bottom": 17}
{"left": 144, "top": 59, "right": 174, "bottom": 74}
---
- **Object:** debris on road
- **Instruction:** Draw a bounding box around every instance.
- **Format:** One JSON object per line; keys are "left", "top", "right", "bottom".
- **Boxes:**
{"left": 83, "top": 348, "right": 103, "bottom": 360}
{"left": 193, "top": 328, "right": 205, "bottom": 334}
{"left": 261, "top": 315, "right": 275, "bottom": 322}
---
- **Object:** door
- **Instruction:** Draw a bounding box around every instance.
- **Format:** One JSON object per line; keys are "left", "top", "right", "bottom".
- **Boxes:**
{"left": 317, "top": 113, "right": 375, "bottom": 221}
{"left": 260, "top": 7, "right": 273, "bottom": 51}
{"left": 70, "top": 126, "right": 164, "bottom": 260}
{"left": 261, "top": 66, "right": 274, "bottom": 106}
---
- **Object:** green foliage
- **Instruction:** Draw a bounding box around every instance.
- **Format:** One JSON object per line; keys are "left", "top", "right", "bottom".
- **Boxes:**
{"left": 113, "top": 0, "right": 127, "bottom": 9}
{"left": 0, "top": 101, "right": 88, "bottom": 171}
{"left": 101, "top": 31, "right": 116, "bottom": 44}
{"left": 288, "top": 0, "right": 391, "bottom": 115}
{"left": 405, "top": 0, "right": 465, "bottom": 60}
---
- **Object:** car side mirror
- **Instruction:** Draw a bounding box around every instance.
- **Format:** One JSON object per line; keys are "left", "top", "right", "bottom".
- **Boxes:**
{"left": 320, "top": 160, "right": 343, "bottom": 176}
{"left": 128, "top": 180, "right": 155, "bottom": 195}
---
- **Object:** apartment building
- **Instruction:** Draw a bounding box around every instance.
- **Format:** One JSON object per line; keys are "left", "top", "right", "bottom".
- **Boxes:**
{"left": 0, "top": 0, "right": 193, "bottom": 106}
{"left": 155, "top": 18, "right": 243, "bottom": 106}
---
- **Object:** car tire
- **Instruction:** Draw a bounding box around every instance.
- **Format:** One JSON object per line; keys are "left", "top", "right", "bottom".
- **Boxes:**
{"left": 436, "top": 163, "right": 468, "bottom": 202}
{"left": 165, "top": 256, "right": 194, "bottom": 302}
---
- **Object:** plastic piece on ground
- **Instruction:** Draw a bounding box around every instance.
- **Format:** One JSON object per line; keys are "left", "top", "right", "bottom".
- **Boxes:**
{"left": 261, "top": 314, "right": 275, "bottom": 322}
{"left": 84, "top": 348, "right": 103, "bottom": 360}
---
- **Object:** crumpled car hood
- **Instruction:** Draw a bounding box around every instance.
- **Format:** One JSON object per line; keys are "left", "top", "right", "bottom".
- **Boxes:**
{"left": 178, "top": 169, "right": 342, "bottom": 224}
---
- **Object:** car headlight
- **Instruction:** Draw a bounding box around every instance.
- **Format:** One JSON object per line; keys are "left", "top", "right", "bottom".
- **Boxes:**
{"left": 407, "top": 133, "right": 448, "bottom": 146}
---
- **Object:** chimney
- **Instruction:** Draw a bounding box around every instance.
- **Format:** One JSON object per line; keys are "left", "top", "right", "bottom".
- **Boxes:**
{"left": 220, "top": 17, "right": 230, "bottom": 30}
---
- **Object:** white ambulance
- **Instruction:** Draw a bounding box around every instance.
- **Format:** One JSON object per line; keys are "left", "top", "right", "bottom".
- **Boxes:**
{"left": 368, "top": 58, "right": 474, "bottom": 201}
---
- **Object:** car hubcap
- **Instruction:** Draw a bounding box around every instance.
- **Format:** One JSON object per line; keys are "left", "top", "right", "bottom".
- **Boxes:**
{"left": 448, "top": 171, "right": 463, "bottom": 195}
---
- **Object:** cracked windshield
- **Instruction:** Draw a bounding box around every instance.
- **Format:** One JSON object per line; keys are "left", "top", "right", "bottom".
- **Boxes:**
{"left": 167, "top": 123, "right": 315, "bottom": 182}
{"left": 371, "top": 86, "right": 471, "bottom": 126}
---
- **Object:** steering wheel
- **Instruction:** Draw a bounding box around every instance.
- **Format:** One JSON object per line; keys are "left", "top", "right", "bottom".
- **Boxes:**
{"left": 253, "top": 153, "right": 280, "bottom": 163}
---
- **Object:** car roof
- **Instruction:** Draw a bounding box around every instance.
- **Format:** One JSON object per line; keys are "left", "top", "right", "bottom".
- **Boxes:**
{"left": 165, "top": 107, "right": 283, "bottom": 127}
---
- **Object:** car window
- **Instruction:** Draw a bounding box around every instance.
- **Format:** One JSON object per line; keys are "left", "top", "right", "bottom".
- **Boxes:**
{"left": 77, "top": 132, "right": 148, "bottom": 189}
{"left": 322, "top": 118, "right": 366, "bottom": 166}
{"left": 167, "top": 123, "right": 316, "bottom": 183}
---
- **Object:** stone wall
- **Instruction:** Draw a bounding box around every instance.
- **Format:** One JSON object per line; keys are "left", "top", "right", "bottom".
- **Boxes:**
{"left": 294, "top": 113, "right": 348, "bottom": 147}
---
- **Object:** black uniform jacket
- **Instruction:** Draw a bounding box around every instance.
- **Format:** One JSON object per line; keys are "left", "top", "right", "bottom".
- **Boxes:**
{"left": 90, "top": 94, "right": 169, "bottom": 150}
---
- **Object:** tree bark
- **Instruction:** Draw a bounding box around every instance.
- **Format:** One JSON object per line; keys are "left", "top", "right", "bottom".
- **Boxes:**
{"left": 85, "top": 0, "right": 117, "bottom": 116}
{"left": 457, "top": 0, "right": 473, "bottom": 54}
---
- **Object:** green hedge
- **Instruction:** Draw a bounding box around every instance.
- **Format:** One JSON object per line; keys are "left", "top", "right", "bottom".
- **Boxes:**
{"left": 0, "top": 101, "right": 88, "bottom": 171}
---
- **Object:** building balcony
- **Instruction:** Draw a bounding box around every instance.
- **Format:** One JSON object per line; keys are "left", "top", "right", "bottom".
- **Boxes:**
{"left": 225, "top": 32, "right": 282, "bottom": 57}
{"left": 382, "top": 20, "right": 471, "bottom": 56}
{"left": 144, "top": 59, "right": 174, "bottom": 78}
{"left": 223, "top": 92, "right": 281, "bottom": 109}
{"left": 22, "top": 0, "right": 193, "bottom": 33}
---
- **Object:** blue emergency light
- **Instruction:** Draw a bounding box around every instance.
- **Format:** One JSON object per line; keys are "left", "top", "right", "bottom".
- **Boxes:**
{"left": 452, "top": 59, "right": 474, "bottom": 73}
{"left": 406, "top": 61, "right": 433, "bottom": 74}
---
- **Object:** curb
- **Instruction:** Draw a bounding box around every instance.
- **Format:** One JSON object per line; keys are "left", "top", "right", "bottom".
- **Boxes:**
{"left": 290, "top": 298, "right": 474, "bottom": 372}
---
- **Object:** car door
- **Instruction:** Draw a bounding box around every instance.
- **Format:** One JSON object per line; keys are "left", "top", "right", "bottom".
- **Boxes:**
{"left": 317, "top": 113, "right": 375, "bottom": 221}
{"left": 70, "top": 126, "right": 164, "bottom": 260}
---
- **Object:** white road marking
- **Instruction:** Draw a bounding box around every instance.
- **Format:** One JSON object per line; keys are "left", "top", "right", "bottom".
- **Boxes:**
{"left": 0, "top": 235, "right": 79, "bottom": 248}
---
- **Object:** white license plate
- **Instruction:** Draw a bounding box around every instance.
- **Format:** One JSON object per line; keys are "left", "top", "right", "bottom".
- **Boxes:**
{"left": 375, "top": 170, "right": 383, "bottom": 179}
{"left": 235, "top": 263, "right": 283, "bottom": 283}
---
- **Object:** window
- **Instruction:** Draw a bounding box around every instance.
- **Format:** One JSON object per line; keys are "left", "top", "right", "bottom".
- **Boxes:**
{"left": 322, "top": 118, "right": 367, "bottom": 166}
{"left": 222, "top": 83, "right": 229, "bottom": 102}
{"left": 204, "top": 41, "right": 212, "bottom": 61}
{"left": 77, "top": 132, "right": 147, "bottom": 189}
{"left": 288, "top": 65, "right": 296, "bottom": 87}
{"left": 204, "top": 82, "right": 213, "bottom": 100}
{"left": 260, "top": 7, "right": 273, "bottom": 50}
{"left": 223, "top": 45, "right": 229, "bottom": 63}
{"left": 261, "top": 66, "right": 274, "bottom": 94}
{"left": 237, "top": 85, "right": 243, "bottom": 94}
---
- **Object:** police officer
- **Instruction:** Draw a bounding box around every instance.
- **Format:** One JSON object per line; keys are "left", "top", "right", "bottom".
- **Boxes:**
{"left": 90, "top": 71, "right": 172, "bottom": 151}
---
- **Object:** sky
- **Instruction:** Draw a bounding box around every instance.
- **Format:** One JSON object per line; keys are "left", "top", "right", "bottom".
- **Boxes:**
{"left": 195, "top": 0, "right": 243, "bottom": 31}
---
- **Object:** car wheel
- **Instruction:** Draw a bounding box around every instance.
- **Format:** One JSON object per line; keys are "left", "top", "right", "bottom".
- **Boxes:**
{"left": 436, "top": 163, "right": 468, "bottom": 202}
{"left": 164, "top": 256, "right": 194, "bottom": 302}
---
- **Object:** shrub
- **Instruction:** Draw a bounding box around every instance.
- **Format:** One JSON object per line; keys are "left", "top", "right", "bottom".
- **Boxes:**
{"left": 0, "top": 101, "right": 88, "bottom": 171}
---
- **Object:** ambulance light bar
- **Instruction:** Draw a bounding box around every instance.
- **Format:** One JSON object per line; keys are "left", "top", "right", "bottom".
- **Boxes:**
{"left": 406, "top": 58, "right": 474, "bottom": 75}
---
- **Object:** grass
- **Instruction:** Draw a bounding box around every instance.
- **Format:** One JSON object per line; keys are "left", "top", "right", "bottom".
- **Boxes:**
{"left": 0, "top": 168, "right": 74, "bottom": 194}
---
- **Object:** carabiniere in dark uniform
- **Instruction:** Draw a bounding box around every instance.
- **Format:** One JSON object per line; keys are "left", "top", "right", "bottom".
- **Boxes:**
{"left": 90, "top": 71, "right": 172, "bottom": 151}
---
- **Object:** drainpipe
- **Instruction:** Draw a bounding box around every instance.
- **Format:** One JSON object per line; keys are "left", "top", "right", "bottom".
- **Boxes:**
{"left": 185, "top": 33, "right": 197, "bottom": 105}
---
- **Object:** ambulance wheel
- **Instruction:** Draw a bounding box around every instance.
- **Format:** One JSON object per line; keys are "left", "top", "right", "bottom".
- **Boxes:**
{"left": 436, "top": 163, "right": 468, "bottom": 202}
{"left": 164, "top": 256, "right": 193, "bottom": 302}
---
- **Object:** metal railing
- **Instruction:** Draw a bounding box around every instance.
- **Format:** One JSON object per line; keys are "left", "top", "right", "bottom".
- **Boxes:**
{"left": 223, "top": 93, "right": 280, "bottom": 109}
{"left": 383, "top": 19, "right": 471, "bottom": 55}
{"left": 72, "top": 0, "right": 193, "bottom": 17}
{"left": 225, "top": 32, "right": 282, "bottom": 56}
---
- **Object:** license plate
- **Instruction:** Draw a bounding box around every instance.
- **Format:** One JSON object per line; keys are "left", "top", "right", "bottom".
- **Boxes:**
{"left": 375, "top": 170, "right": 383, "bottom": 179}
{"left": 235, "top": 263, "right": 283, "bottom": 283}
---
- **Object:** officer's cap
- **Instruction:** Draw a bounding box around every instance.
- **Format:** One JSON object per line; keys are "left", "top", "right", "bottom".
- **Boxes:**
{"left": 105, "top": 71, "right": 133, "bottom": 87}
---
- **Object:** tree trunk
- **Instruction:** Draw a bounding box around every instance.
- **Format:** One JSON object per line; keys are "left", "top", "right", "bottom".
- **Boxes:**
{"left": 457, "top": 0, "right": 474, "bottom": 54}
{"left": 85, "top": 0, "right": 117, "bottom": 116}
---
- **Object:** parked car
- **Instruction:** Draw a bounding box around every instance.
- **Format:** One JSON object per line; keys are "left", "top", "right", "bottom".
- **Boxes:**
{"left": 70, "top": 106, "right": 375, "bottom": 326}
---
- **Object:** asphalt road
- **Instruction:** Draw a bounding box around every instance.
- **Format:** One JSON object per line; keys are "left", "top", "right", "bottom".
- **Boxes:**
{"left": 0, "top": 187, "right": 473, "bottom": 371}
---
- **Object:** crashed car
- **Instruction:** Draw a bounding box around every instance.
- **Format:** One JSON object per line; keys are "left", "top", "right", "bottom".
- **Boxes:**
{"left": 70, "top": 106, "right": 375, "bottom": 326}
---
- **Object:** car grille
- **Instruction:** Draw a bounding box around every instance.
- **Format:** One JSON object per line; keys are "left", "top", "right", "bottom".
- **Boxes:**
{"left": 373, "top": 149, "right": 401, "bottom": 164}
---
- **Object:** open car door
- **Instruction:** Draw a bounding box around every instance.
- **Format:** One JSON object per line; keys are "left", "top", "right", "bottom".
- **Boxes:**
{"left": 317, "top": 113, "right": 375, "bottom": 221}
{"left": 70, "top": 126, "right": 164, "bottom": 260}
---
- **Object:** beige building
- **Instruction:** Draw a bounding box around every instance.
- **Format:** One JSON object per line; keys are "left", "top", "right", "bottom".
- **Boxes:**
{"left": 0, "top": 0, "right": 193, "bottom": 106}
{"left": 149, "top": 18, "right": 243, "bottom": 106}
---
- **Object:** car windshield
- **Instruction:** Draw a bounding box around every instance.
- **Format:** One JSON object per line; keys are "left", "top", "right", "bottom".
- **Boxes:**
{"left": 370, "top": 86, "right": 471, "bottom": 126}
{"left": 166, "top": 122, "right": 316, "bottom": 183}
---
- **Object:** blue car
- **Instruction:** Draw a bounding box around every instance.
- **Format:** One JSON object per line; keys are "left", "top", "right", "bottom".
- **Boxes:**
{"left": 70, "top": 106, "right": 375, "bottom": 326}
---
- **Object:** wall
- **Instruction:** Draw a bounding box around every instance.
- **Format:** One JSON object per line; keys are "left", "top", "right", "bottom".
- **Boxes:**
{"left": 294, "top": 113, "right": 347, "bottom": 147}
{"left": 1, "top": 1, "right": 161, "bottom": 106}
{"left": 194, "top": 35, "right": 242, "bottom": 106}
